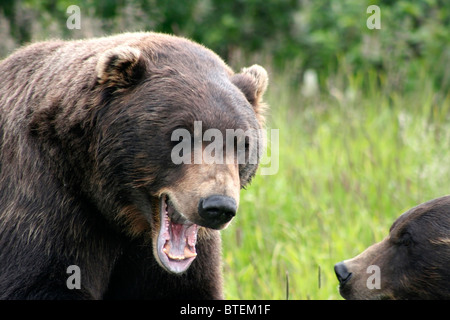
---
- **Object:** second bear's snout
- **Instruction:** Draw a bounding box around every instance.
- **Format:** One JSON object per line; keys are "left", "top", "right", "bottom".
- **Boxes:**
{"left": 334, "top": 262, "right": 352, "bottom": 285}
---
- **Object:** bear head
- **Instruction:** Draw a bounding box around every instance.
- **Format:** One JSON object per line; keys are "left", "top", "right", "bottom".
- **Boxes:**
{"left": 88, "top": 34, "right": 269, "bottom": 273}
{"left": 335, "top": 196, "right": 450, "bottom": 299}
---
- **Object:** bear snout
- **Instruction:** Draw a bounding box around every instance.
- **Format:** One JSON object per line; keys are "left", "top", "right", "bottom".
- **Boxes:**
{"left": 334, "top": 261, "right": 352, "bottom": 286}
{"left": 198, "top": 195, "right": 237, "bottom": 230}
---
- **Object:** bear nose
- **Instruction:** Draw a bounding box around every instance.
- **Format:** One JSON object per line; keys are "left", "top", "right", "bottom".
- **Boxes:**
{"left": 198, "top": 195, "right": 237, "bottom": 229}
{"left": 334, "top": 262, "right": 352, "bottom": 285}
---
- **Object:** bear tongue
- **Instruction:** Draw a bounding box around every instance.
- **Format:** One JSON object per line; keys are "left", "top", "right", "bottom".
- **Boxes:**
{"left": 163, "top": 222, "right": 198, "bottom": 260}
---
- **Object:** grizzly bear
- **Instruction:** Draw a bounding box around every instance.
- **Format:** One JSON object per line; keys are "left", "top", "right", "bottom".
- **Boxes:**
{"left": 335, "top": 195, "right": 450, "bottom": 299}
{"left": 0, "top": 32, "right": 269, "bottom": 299}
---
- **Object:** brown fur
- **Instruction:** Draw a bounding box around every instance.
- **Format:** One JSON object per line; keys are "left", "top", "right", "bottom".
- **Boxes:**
{"left": 0, "top": 32, "right": 268, "bottom": 299}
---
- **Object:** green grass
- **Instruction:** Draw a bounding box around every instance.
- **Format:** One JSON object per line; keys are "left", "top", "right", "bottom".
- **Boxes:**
{"left": 221, "top": 64, "right": 450, "bottom": 299}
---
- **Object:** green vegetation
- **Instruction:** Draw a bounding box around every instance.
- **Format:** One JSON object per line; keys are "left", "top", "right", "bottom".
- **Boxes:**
{"left": 1, "top": 0, "right": 449, "bottom": 299}
{"left": 222, "top": 62, "right": 450, "bottom": 299}
{"left": 1, "top": 0, "right": 449, "bottom": 91}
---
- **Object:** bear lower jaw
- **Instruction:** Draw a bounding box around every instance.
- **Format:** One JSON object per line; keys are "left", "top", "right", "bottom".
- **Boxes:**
{"left": 156, "top": 194, "right": 199, "bottom": 274}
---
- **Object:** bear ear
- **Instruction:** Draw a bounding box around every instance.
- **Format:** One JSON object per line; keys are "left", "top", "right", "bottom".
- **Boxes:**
{"left": 96, "top": 46, "right": 145, "bottom": 89}
{"left": 231, "top": 64, "right": 269, "bottom": 125}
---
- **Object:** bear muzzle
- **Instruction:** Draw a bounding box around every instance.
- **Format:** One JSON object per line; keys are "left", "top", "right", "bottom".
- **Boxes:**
{"left": 198, "top": 195, "right": 237, "bottom": 230}
{"left": 155, "top": 191, "right": 238, "bottom": 273}
{"left": 334, "top": 262, "right": 353, "bottom": 286}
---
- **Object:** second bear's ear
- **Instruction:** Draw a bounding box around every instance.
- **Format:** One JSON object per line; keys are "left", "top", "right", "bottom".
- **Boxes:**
{"left": 231, "top": 64, "right": 269, "bottom": 125}
{"left": 96, "top": 46, "right": 145, "bottom": 89}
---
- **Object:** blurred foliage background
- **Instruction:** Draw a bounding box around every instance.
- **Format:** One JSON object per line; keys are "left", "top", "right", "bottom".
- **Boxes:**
{"left": 1, "top": 0, "right": 450, "bottom": 300}
{"left": 1, "top": 0, "right": 449, "bottom": 92}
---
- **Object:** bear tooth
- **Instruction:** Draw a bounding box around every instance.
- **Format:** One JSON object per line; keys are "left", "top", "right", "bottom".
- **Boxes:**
{"left": 184, "top": 247, "right": 197, "bottom": 258}
{"left": 168, "top": 253, "right": 184, "bottom": 260}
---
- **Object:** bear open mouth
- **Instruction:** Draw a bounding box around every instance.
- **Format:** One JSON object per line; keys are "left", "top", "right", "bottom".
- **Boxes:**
{"left": 157, "top": 194, "right": 199, "bottom": 273}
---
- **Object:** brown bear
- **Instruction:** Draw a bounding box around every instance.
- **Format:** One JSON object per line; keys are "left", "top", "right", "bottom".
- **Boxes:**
{"left": 335, "top": 195, "right": 450, "bottom": 299}
{"left": 0, "top": 32, "right": 269, "bottom": 299}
